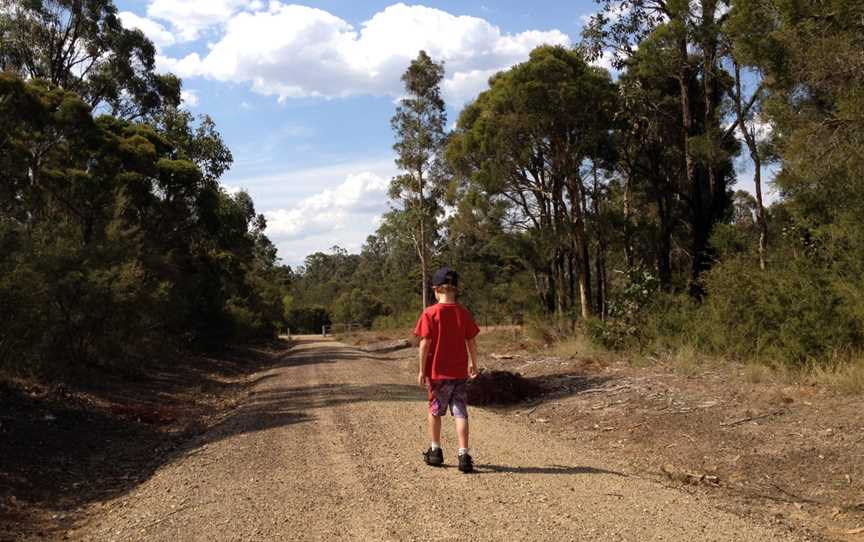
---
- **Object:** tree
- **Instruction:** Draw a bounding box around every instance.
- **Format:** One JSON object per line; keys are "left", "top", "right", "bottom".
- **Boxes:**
{"left": 0, "top": 0, "right": 181, "bottom": 119}
{"left": 448, "top": 46, "right": 616, "bottom": 320}
{"left": 584, "top": 0, "right": 739, "bottom": 298}
{"left": 389, "top": 51, "right": 448, "bottom": 308}
{"left": 0, "top": 72, "right": 284, "bottom": 372}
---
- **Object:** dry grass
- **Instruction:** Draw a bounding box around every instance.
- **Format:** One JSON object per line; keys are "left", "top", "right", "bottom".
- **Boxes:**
{"left": 668, "top": 345, "right": 704, "bottom": 376}
{"left": 738, "top": 358, "right": 864, "bottom": 394}
{"left": 801, "top": 359, "right": 864, "bottom": 394}
{"left": 743, "top": 362, "right": 775, "bottom": 384}
{"left": 476, "top": 326, "right": 536, "bottom": 354}
{"left": 547, "top": 334, "right": 605, "bottom": 360}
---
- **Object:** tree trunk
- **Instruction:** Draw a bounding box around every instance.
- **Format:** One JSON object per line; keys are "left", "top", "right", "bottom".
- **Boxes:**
{"left": 676, "top": 33, "right": 704, "bottom": 299}
{"left": 733, "top": 60, "right": 769, "bottom": 269}
{"left": 417, "top": 170, "right": 430, "bottom": 307}
{"left": 623, "top": 172, "right": 634, "bottom": 269}
{"left": 754, "top": 157, "right": 768, "bottom": 270}
{"left": 656, "top": 190, "right": 673, "bottom": 290}
{"left": 569, "top": 178, "right": 592, "bottom": 320}
{"left": 702, "top": 0, "right": 719, "bottom": 200}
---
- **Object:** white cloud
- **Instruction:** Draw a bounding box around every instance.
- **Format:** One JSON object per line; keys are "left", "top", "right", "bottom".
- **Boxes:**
{"left": 732, "top": 114, "right": 773, "bottom": 146}
{"left": 119, "top": 11, "right": 176, "bottom": 48}
{"left": 223, "top": 157, "right": 397, "bottom": 212}
{"left": 580, "top": 1, "right": 632, "bottom": 26}
{"left": 156, "top": 2, "right": 571, "bottom": 104}
{"left": 146, "top": 0, "right": 249, "bottom": 42}
{"left": 180, "top": 89, "right": 199, "bottom": 107}
{"left": 263, "top": 171, "right": 391, "bottom": 264}
{"left": 589, "top": 50, "right": 617, "bottom": 71}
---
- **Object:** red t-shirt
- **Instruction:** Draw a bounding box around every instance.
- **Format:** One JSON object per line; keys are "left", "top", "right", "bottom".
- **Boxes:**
{"left": 414, "top": 303, "right": 480, "bottom": 380}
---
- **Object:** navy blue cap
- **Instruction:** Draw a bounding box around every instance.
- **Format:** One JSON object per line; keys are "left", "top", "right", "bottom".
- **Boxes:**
{"left": 432, "top": 267, "right": 459, "bottom": 287}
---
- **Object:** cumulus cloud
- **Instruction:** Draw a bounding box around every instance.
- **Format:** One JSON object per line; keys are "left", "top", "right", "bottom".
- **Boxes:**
{"left": 262, "top": 171, "right": 390, "bottom": 264}
{"left": 119, "top": 11, "right": 175, "bottom": 48}
{"left": 730, "top": 114, "right": 773, "bottom": 146}
{"left": 180, "top": 89, "right": 199, "bottom": 108}
{"left": 146, "top": 0, "right": 249, "bottom": 42}
{"left": 580, "top": 1, "right": 632, "bottom": 26}
{"left": 265, "top": 171, "right": 388, "bottom": 240}
{"left": 156, "top": 2, "right": 571, "bottom": 103}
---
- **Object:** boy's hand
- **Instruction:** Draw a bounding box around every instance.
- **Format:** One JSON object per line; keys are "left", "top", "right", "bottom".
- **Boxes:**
{"left": 469, "top": 364, "right": 478, "bottom": 379}
{"left": 417, "top": 371, "right": 427, "bottom": 387}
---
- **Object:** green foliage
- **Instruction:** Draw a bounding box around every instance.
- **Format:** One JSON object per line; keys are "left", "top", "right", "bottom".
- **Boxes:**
{"left": 285, "top": 307, "right": 331, "bottom": 334}
{"left": 0, "top": 0, "right": 181, "bottom": 119}
{"left": 0, "top": 73, "right": 286, "bottom": 375}
{"left": 331, "top": 289, "right": 387, "bottom": 329}
{"left": 690, "top": 258, "right": 863, "bottom": 364}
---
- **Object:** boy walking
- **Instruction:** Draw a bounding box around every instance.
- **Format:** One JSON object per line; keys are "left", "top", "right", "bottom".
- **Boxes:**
{"left": 414, "top": 267, "right": 480, "bottom": 473}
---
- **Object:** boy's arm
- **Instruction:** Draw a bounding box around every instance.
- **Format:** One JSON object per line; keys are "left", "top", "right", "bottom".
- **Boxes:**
{"left": 467, "top": 337, "right": 478, "bottom": 378}
{"left": 418, "top": 337, "right": 430, "bottom": 386}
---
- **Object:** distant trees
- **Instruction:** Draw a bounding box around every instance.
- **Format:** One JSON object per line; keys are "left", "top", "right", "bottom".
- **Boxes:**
{"left": 448, "top": 46, "right": 617, "bottom": 320}
{"left": 0, "top": 1, "right": 287, "bottom": 375}
{"left": 195, "top": 2, "right": 860, "bottom": 366}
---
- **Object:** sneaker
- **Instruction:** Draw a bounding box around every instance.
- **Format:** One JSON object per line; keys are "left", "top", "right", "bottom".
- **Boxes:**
{"left": 458, "top": 452, "right": 473, "bottom": 473}
{"left": 423, "top": 447, "right": 443, "bottom": 466}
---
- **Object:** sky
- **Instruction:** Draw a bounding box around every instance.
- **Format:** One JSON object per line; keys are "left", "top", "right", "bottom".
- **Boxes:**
{"left": 115, "top": 0, "right": 774, "bottom": 267}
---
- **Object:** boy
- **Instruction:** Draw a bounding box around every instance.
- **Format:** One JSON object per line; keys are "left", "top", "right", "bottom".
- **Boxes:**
{"left": 414, "top": 267, "right": 480, "bottom": 473}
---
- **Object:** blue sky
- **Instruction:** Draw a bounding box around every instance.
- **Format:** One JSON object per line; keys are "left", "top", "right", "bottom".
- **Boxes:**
{"left": 115, "top": 1, "right": 772, "bottom": 266}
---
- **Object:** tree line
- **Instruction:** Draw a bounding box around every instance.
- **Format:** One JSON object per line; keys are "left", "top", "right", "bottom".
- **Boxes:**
{"left": 1, "top": 0, "right": 290, "bottom": 375}
{"left": 288, "top": 0, "right": 864, "bottom": 366}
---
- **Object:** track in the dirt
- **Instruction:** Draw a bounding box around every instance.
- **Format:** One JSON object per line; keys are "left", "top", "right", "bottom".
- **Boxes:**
{"left": 66, "top": 337, "right": 796, "bottom": 541}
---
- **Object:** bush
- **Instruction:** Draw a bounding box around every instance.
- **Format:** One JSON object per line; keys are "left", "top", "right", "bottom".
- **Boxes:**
{"left": 372, "top": 311, "right": 418, "bottom": 330}
{"left": 286, "top": 306, "right": 331, "bottom": 334}
{"left": 689, "top": 257, "right": 863, "bottom": 364}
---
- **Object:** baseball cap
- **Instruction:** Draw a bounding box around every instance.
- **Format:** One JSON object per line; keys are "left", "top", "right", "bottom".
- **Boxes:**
{"left": 432, "top": 267, "right": 459, "bottom": 287}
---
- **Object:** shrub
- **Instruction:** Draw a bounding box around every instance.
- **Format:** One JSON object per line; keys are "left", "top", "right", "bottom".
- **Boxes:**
{"left": 690, "top": 257, "right": 863, "bottom": 365}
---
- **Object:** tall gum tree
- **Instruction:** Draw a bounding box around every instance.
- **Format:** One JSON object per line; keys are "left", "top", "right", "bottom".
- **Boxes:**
{"left": 389, "top": 51, "right": 447, "bottom": 308}
{"left": 0, "top": 0, "right": 181, "bottom": 120}
{"left": 447, "top": 46, "right": 616, "bottom": 320}
{"left": 583, "top": 0, "right": 738, "bottom": 298}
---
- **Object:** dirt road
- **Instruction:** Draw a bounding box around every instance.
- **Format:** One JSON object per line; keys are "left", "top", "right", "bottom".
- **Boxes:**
{"left": 67, "top": 337, "right": 799, "bottom": 541}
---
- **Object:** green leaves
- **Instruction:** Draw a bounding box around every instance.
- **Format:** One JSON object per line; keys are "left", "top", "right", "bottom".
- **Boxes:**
{"left": 0, "top": 73, "right": 285, "bottom": 374}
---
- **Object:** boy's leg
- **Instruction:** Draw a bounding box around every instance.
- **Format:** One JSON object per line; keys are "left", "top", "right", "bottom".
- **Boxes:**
{"left": 451, "top": 380, "right": 470, "bottom": 451}
{"left": 428, "top": 410, "right": 442, "bottom": 444}
{"left": 456, "top": 417, "right": 469, "bottom": 450}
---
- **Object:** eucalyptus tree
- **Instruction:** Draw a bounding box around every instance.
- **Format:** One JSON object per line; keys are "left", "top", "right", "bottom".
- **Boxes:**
{"left": 583, "top": 0, "right": 738, "bottom": 297}
{"left": 447, "top": 46, "right": 616, "bottom": 319}
{"left": 0, "top": 0, "right": 180, "bottom": 119}
{"left": 730, "top": 0, "right": 864, "bottom": 281}
{"left": 389, "top": 51, "right": 448, "bottom": 307}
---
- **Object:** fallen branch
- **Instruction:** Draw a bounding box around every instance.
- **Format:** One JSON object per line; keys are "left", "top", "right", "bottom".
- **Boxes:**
{"left": 362, "top": 339, "right": 412, "bottom": 353}
{"left": 661, "top": 464, "right": 720, "bottom": 486}
{"left": 720, "top": 412, "right": 780, "bottom": 427}
{"left": 580, "top": 385, "right": 631, "bottom": 395}
{"left": 491, "top": 353, "right": 521, "bottom": 360}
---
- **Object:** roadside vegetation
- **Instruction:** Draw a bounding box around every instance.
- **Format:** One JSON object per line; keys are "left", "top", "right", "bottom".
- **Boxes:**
{"left": 287, "top": 0, "right": 864, "bottom": 388}
{"left": 0, "top": 0, "right": 291, "bottom": 379}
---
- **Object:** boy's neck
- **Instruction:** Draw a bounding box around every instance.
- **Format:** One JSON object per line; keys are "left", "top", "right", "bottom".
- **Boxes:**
{"left": 436, "top": 293, "right": 458, "bottom": 304}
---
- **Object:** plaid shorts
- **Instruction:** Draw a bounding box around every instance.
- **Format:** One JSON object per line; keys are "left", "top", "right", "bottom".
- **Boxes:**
{"left": 428, "top": 379, "right": 468, "bottom": 419}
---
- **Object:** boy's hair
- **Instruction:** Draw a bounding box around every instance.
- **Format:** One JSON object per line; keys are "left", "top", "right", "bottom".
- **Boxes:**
{"left": 433, "top": 284, "right": 458, "bottom": 293}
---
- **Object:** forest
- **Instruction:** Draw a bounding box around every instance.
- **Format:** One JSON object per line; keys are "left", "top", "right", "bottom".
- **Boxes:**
{"left": 0, "top": 0, "right": 290, "bottom": 375}
{"left": 2, "top": 0, "right": 864, "bottom": 378}
{"left": 288, "top": 0, "right": 864, "bottom": 371}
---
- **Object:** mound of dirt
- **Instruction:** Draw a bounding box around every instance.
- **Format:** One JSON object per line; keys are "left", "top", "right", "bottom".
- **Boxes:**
{"left": 466, "top": 370, "right": 544, "bottom": 406}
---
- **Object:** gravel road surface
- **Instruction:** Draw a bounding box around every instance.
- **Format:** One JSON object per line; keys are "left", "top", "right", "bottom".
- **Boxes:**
{"left": 68, "top": 336, "right": 797, "bottom": 541}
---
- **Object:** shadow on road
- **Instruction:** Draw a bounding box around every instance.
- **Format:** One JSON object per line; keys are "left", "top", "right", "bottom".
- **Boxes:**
{"left": 474, "top": 464, "right": 626, "bottom": 476}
